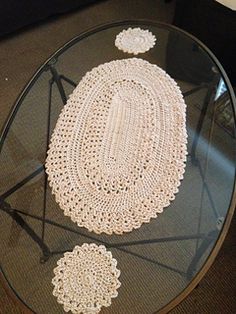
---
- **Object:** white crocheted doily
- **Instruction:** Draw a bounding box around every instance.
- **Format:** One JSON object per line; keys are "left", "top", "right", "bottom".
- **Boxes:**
{"left": 115, "top": 27, "right": 156, "bottom": 54}
{"left": 52, "top": 243, "right": 121, "bottom": 314}
{"left": 46, "top": 58, "right": 187, "bottom": 235}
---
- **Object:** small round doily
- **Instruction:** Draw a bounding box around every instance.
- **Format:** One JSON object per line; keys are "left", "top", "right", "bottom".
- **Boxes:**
{"left": 46, "top": 58, "right": 187, "bottom": 235}
{"left": 115, "top": 27, "right": 156, "bottom": 54}
{"left": 52, "top": 243, "right": 121, "bottom": 314}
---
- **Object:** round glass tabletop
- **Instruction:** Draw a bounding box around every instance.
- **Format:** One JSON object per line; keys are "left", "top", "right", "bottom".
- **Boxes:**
{"left": 0, "top": 20, "right": 235, "bottom": 314}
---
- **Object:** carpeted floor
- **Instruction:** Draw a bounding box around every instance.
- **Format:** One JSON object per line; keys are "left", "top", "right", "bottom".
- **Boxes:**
{"left": 0, "top": 0, "right": 235, "bottom": 313}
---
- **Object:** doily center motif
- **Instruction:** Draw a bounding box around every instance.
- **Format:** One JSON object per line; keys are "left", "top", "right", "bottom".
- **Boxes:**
{"left": 46, "top": 58, "right": 187, "bottom": 235}
{"left": 52, "top": 243, "right": 121, "bottom": 314}
{"left": 115, "top": 27, "right": 156, "bottom": 54}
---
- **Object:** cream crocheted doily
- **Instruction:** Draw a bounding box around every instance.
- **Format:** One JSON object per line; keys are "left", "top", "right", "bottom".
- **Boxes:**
{"left": 46, "top": 58, "right": 187, "bottom": 235}
{"left": 52, "top": 243, "right": 121, "bottom": 314}
{"left": 115, "top": 27, "right": 156, "bottom": 54}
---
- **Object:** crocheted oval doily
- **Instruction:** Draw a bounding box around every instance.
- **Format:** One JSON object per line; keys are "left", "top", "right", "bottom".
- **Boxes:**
{"left": 52, "top": 243, "right": 121, "bottom": 314}
{"left": 46, "top": 58, "right": 187, "bottom": 235}
{"left": 115, "top": 27, "right": 156, "bottom": 54}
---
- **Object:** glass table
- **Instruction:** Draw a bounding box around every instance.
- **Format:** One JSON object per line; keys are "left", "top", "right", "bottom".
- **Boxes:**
{"left": 0, "top": 20, "right": 235, "bottom": 314}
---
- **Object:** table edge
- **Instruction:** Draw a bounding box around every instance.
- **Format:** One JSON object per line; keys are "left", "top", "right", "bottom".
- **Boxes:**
{"left": 0, "top": 19, "right": 235, "bottom": 314}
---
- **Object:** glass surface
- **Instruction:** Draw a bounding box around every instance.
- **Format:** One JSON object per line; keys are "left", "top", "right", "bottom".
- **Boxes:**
{"left": 0, "top": 22, "right": 235, "bottom": 314}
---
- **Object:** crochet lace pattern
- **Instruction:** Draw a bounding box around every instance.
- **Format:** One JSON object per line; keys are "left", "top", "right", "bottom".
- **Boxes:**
{"left": 46, "top": 58, "right": 187, "bottom": 235}
{"left": 52, "top": 243, "right": 121, "bottom": 314}
{"left": 115, "top": 27, "right": 156, "bottom": 54}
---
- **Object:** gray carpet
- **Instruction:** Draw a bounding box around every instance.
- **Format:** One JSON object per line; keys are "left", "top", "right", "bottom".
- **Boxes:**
{"left": 0, "top": 0, "right": 235, "bottom": 313}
